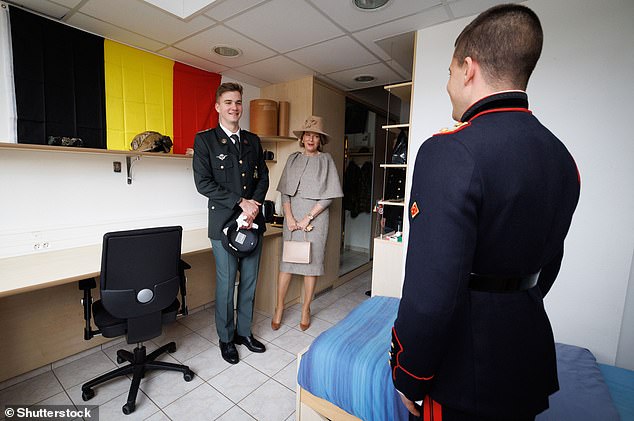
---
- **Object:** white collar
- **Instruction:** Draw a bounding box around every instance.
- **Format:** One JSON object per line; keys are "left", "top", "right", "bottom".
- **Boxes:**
{"left": 219, "top": 123, "right": 240, "bottom": 140}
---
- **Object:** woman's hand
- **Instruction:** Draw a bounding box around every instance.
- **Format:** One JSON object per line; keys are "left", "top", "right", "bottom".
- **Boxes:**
{"left": 286, "top": 216, "right": 298, "bottom": 231}
{"left": 296, "top": 216, "right": 311, "bottom": 232}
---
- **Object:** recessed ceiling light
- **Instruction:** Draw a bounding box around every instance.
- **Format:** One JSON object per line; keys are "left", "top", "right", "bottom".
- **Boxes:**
{"left": 354, "top": 75, "right": 375, "bottom": 83}
{"left": 353, "top": 0, "right": 390, "bottom": 11}
{"left": 213, "top": 45, "right": 242, "bottom": 58}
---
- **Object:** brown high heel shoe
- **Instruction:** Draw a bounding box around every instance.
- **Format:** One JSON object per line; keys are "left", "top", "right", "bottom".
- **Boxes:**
{"left": 271, "top": 308, "right": 283, "bottom": 331}
{"left": 299, "top": 308, "right": 311, "bottom": 331}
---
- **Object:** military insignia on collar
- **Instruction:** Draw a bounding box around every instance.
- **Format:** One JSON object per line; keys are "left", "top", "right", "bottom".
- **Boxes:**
{"left": 220, "top": 138, "right": 227, "bottom": 144}
{"left": 410, "top": 201, "right": 420, "bottom": 219}
{"left": 216, "top": 154, "right": 228, "bottom": 161}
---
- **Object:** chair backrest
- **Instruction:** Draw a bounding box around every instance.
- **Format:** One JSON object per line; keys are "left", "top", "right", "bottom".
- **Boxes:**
{"left": 99, "top": 226, "right": 182, "bottom": 342}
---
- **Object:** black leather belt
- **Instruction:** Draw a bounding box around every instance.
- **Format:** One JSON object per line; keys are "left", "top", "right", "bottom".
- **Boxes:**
{"left": 469, "top": 272, "right": 540, "bottom": 292}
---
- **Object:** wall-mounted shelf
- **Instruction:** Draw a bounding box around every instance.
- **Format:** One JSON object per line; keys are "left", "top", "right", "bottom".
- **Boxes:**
{"left": 377, "top": 199, "right": 405, "bottom": 207}
{"left": 384, "top": 81, "right": 413, "bottom": 103}
{"left": 0, "top": 142, "right": 191, "bottom": 185}
{"left": 260, "top": 136, "right": 296, "bottom": 142}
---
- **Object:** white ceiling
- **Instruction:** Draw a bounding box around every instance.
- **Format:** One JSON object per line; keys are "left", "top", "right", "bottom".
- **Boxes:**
{"left": 6, "top": 0, "right": 512, "bottom": 90}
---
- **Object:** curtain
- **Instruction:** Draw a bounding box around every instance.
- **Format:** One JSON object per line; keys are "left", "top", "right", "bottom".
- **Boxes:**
{"left": 0, "top": 3, "right": 17, "bottom": 143}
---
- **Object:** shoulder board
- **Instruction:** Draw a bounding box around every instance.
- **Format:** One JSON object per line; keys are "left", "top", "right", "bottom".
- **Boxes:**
{"left": 196, "top": 128, "right": 213, "bottom": 134}
{"left": 433, "top": 121, "right": 470, "bottom": 136}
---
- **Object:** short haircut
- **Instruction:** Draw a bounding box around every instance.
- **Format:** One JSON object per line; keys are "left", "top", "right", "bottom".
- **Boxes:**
{"left": 215, "top": 82, "right": 243, "bottom": 102}
{"left": 453, "top": 4, "right": 543, "bottom": 89}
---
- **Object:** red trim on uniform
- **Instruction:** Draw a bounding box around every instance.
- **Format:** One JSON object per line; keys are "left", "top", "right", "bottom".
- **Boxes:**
{"left": 467, "top": 107, "right": 532, "bottom": 122}
{"left": 392, "top": 327, "right": 434, "bottom": 381}
{"left": 422, "top": 396, "right": 443, "bottom": 421}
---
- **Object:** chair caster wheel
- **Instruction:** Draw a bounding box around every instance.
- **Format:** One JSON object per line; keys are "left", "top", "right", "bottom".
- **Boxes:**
{"left": 122, "top": 402, "right": 135, "bottom": 415}
{"left": 117, "top": 356, "right": 125, "bottom": 364}
{"left": 167, "top": 343, "right": 177, "bottom": 353}
{"left": 81, "top": 389, "right": 95, "bottom": 401}
{"left": 184, "top": 370, "right": 194, "bottom": 382}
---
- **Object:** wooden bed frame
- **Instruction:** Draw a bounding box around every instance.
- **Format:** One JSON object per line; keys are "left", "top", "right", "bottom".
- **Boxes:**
{"left": 296, "top": 348, "right": 362, "bottom": 421}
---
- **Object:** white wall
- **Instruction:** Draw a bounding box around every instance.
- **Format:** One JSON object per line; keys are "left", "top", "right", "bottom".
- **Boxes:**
{"left": 407, "top": 0, "right": 634, "bottom": 367}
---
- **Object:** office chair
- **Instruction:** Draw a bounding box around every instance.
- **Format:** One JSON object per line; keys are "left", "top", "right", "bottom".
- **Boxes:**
{"left": 78, "top": 226, "right": 195, "bottom": 415}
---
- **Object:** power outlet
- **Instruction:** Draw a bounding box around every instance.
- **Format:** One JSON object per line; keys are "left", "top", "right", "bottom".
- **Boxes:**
{"left": 33, "top": 242, "right": 50, "bottom": 250}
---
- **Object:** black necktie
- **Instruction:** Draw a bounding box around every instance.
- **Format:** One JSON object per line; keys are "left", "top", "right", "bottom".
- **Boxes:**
{"left": 230, "top": 134, "right": 240, "bottom": 155}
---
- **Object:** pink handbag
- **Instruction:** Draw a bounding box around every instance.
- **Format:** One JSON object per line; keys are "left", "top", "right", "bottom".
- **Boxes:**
{"left": 282, "top": 231, "right": 311, "bottom": 264}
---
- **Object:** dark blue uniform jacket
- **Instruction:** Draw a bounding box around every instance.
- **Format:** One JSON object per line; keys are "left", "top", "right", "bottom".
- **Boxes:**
{"left": 193, "top": 126, "right": 269, "bottom": 240}
{"left": 390, "top": 92, "right": 580, "bottom": 418}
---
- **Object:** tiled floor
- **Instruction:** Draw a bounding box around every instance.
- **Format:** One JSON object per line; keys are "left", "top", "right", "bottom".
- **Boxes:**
{"left": 0, "top": 270, "right": 372, "bottom": 421}
{"left": 339, "top": 249, "right": 370, "bottom": 276}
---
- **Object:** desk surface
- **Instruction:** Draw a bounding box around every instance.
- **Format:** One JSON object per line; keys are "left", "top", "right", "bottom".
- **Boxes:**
{"left": 0, "top": 226, "right": 282, "bottom": 298}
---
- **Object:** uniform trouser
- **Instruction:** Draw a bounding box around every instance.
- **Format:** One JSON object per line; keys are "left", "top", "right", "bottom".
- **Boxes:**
{"left": 210, "top": 238, "right": 263, "bottom": 343}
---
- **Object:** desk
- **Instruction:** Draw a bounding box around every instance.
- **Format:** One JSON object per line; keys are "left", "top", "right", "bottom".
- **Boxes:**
{"left": 0, "top": 226, "right": 282, "bottom": 383}
{"left": 0, "top": 227, "right": 280, "bottom": 298}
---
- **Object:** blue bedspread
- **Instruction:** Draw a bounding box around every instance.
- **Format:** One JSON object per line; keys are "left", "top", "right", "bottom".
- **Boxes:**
{"left": 298, "top": 296, "right": 409, "bottom": 421}
{"left": 299, "top": 296, "right": 628, "bottom": 421}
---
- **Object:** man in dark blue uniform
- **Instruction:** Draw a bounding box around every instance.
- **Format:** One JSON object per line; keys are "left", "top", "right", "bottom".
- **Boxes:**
{"left": 193, "top": 82, "right": 269, "bottom": 364}
{"left": 390, "top": 5, "right": 580, "bottom": 420}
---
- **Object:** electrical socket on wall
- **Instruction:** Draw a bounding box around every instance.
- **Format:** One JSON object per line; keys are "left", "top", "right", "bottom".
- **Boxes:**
{"left": 33, "top": 241, "right": 50, "bottom": 250}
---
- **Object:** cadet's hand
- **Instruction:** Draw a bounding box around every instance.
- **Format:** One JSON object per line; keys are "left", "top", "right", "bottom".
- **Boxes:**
{"left": 239, "top": 198, "right": 261, "bottom": 219}
{"left": 399, "top": 393, "right": 420, "bottom": 417}
{"left": 238, "top": 213, "right": 254, "bottom": 230}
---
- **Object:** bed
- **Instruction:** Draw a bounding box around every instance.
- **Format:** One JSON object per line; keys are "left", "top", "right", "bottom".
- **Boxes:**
{"left": 296, "top": 296, "right": 634, "bottom": 421}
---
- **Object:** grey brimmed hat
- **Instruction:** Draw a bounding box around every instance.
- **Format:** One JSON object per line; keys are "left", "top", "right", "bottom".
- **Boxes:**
{"left": 292, "top": 116, "right": 330, "bottom": 144}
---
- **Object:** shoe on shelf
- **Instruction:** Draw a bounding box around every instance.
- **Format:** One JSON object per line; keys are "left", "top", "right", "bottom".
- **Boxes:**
{"left": 234, "top": 334, "right": 266, "bottom": 353}
{"left": 219, "top": 340, "right": 239, "bottom": 364}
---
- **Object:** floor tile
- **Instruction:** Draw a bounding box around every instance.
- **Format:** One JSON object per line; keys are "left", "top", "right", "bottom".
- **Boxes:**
{"left": 181, "top": 345, "right": 231, "bottom": 381}
{"left": 315, "top": 297, "right": 359, "bottom": 324}
{"left": 271, "top": 329, "right": 315, "bottom": 355}
{"left": 195, "top": 323, "right": 219, "bottom": 344}
{"left": 53, "top": 351, "right": 117, "bottom": 390}
{"left": 177, "top": 308, "right": 214, "bottom": 332}
{"left": 251, "top": 317, "right": 292, "bottom": 342}
{"left": 139, "top": 369, "right": 204, "bottom": 408}
{"left": 215, "top": 404, "right": 256, "bottom": 420}
{"left": 154, "top": 321, "right": 195, "bottom": 344}
{"left": 207, "top": 362, "right": 268, "bottom": 403}
{"left": 239, "top": 379, "right": 295, "bottom": 421}
{"left": 34, "top": 390, "right": 75, "bottom": 407}
{"left": 0, "top": 370, "right": 63, "bottom": 409}
{"left": 169, "top": 332, "right": 214, "bottom": 362}
{"left": 96, "top": 390, "right": 159, "bottom": 420}
{"left": 299, "top": 316, "right": 333, "bottom": 338}
{"left": 243, "top": 342, "right": 295, "bottom": 377}
{"left": 280, "top": 308, "right": 302, "bottom": 328}
{"left": 272, "top": 360, "right": 299, "bottom": 392}
{"left": 144, "top": 410, "right": 171, "bottom": 421}
{"left": 163, "top": 383, "right": 233, "bottom": 421}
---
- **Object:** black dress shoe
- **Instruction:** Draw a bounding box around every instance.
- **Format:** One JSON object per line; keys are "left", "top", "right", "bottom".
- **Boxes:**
{"left": 219, "top": 340, "right": 239, "bottom": 364}
{"left": 234, "top": 334, "right": 266, "bottom": 353}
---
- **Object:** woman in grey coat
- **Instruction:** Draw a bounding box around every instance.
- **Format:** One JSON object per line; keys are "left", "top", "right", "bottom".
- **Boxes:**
{"left": 272, "top": 116, "right": 343, "bottom": 331}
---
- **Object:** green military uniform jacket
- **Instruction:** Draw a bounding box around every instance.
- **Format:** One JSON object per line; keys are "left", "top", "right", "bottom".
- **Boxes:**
{"left": 193, "top": 126, "right": 269, "bottom": 239}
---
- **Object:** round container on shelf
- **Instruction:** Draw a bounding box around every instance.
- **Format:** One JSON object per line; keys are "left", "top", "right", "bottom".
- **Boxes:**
{"left": 250, "top": 99, "right": 278, "bottom": 136}
{"left": 278, "top": 101, "right": 290, "bottom": 137}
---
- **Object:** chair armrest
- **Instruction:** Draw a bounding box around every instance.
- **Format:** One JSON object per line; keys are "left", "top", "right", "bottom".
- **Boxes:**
{"left": 78, "top": 278, "right": 101, "bottom": 340}
{"left": 178, "top": 259, "right": 191, "bottom": 316}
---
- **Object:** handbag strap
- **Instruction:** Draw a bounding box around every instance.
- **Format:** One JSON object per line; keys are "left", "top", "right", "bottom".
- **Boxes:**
{"left": 289, "top": 229, "right": 308, "bottom": 241}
